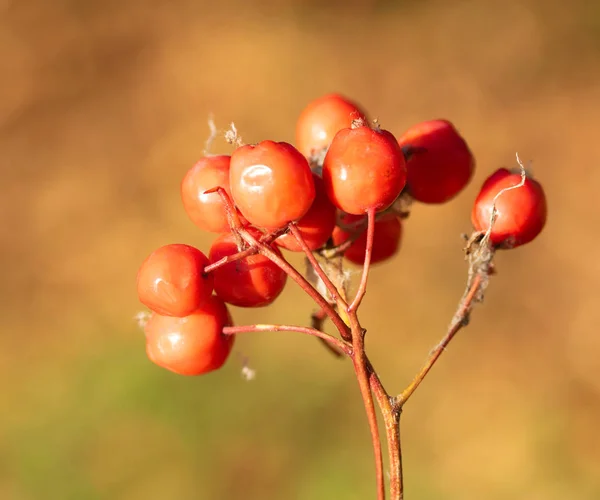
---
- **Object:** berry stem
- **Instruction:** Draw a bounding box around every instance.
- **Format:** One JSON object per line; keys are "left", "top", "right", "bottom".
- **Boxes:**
{"left": 223, "top": 324, "right": 351, "bottom": 356}
{"left": 386, "top": 413, "right": 403, "bottom": 500}
{"left": 319, "top": 237, "right": 356, "bottom": 259}
{"left": 348, "top": 315, "right": 385, "bottom": 500}
{"left": 288, "top": 222, "right": 350, "bottom": 320}
{"left": 395, "top": 272, "right": 484, "bottom": 407}
{"left": 349, "top": 208, "right": 376, "bottom": 313}
{"left": 203, "top": 228, "right": 286, "bottom": 274}
{"left": 368, "top": 365, "right": 403, "bottom": 499}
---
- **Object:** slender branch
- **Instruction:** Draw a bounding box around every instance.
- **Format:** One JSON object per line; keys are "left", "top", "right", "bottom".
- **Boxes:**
{"left": 205, "top": 185, "right": 246, "bottom": 248}
{"left": 350, "top": 325, "right": 385, "bottom": 500}
{"left": 223, "top": 324, "right": 352, "bottom": 356}
{"left": 396, "top": 273, "right": 483, "bottom": 407}
{"left": 386, "top": 412, "right": 403, "bottom": 500}
{"left": 349, "top": 208, "right": 376, "bottom": 312}
{"left": 319, "top": 237, "right": 356, "bottom": 259}
{"left": 204, "top": 246, "right": 255, "bottom": 274}
{"left": 366, "top": 358, "right": 389, "bottom": 408}
{"left": 289, "top": 223, "right": 348, "bottom": 310}
{"left": 365, "top": 356, "right": 403, "bottom": 499}
{"left": 203, "top": 228, "right": 287, "bottom": 274}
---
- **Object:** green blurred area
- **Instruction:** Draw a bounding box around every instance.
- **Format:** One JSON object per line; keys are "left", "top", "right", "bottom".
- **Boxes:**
{"left": 1, "top": 0, "right": 600, "bottom": 498}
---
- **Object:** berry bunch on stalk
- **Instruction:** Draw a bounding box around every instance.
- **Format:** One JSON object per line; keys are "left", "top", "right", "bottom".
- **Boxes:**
{"left": 136, "top": 93, "right": 548, "bottom": 500}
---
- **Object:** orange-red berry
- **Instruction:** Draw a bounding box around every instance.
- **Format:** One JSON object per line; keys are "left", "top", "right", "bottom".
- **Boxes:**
{"left": 295, "top": 93, "right": 367, "bottom": 158}
{"left": 323, "top": 125, "right": 406, "bottom": 215}
{"left": 471, "top": 168, "right": 547, "bottom": 248}
{"left": 276, "top": 175, "right": 337, "bottom": 252}
{"left": 230, "top": 141, "right": 315, "bottom": 229}
{"left": 137, "top": 244, "right": 213, "bottom": 317}
{"left": 398, "top": 119, "right": 474, "bottom": 204}
{"left": 209, "top": 230, "right": 288, "bottom": 307}
{"left": 144, "top": 295, "right": 234, "bottom": 376}
{"left": 181, "top": 155, "right": 247, "bottom": 233}
{"left": 332, "top": 213, "right": 402, "bottom": 265}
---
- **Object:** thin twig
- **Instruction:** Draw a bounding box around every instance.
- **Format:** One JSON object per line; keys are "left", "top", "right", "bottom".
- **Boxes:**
{"left": 364, "top": 357, "right": 403, "bottom": 499}
{"left": 395, "top": 273, "right": 483, "bottom": 407}
{"left": 223, "top": 324, "right": 351, "bottom": 356}
{"left": 349, "top": 318, "right": 385, "bottom": 500}
{"left": 289, "top": 223, "right": 348, "bottom": 310}
{"left": 203, "top": 228, "right": 287, "bottom": 274}
{"left": 349, "top": 208, "right": 376, "bottom": 312}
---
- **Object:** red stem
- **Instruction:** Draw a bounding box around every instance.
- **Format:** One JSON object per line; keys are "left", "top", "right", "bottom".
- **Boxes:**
{"left": 288, "top": 223, "right": 348, "bottom": 310}
{"left": 203, "top": 228, "right": 286, "bottom": 274}
{"left": 344, "top": 209, "right": 385, "bottom": 499}
{"left": 349, "top": 208, "right": 376, "bottom": 312}
{"left": 395, "top": 273, "right": 483, "bottom": 406}
{"left": 349, "top": 317, "right": 385, "bottom": 500}
{"left": 223, "top": 324, "right": 351, "bottom": 356}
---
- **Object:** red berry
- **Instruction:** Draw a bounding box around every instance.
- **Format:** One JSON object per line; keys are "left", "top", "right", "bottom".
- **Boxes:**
{"left": 276, "top": 175, "right": 337, "bottom": 252}
{"left": 295, "top": 93, "right": 367, "bottom": 158}
{"left": 332, "top": 213, "right": 402, "bottom": 265}
{"left": 137, "top": 244, "right": 213, "bottom": 317}
{"left": 229, "top": 141, "right": 315, "bottom": 229}
{"left": 209, "top": 230, "right": 288, "bottom": 307}
{"left": 322, "top": 125, "right": 407, "bottom": 215}
{"left": 181, "top": 155, "right": 246, "bottom": 233}
{"left": 144, "top": 295, "right": 234, "bottom": 376}
{"left": 471, "top": 168, "right": 547, "bottom": 248}
{"left": 398, "top": 119, "right": 474, "bottom": 204}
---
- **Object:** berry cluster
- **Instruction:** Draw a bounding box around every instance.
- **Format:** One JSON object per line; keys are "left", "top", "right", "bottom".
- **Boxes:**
{"left": 136, "top": 93, "right": 547, "bottom": 377}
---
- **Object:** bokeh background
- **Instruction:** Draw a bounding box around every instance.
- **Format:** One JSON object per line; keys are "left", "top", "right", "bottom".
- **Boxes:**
{"left": 2, "top": 0, "right": 599, "bottom": 498}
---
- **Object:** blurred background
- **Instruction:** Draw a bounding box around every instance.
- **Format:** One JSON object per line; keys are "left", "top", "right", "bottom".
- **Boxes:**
{"left": 2, "top": 0, "right": 599, "bottom": 498}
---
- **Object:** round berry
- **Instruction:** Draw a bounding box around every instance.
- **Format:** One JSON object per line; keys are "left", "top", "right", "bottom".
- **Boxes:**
{"left": 229, "top": 141, "right": 315, "bottom": 229}
{"left": 295, "top": 93, "right": 367, "bottom": 158}
{"left": 137, "top": 244, "right": 213, "bottom": 317}
{"left": 322, "top": 124, "right": 407, "bottom": 215}
{"left": 398, "top": 119, "right": 474, "bottom": 204}
{"left": 276, "top": 175, "right": 337, "bottom": 252}
{"left": 144, "top": 295, "right": 234, "bottom": 376}
{"left": 181, "top": 155, "right": 246, "bottom": 233}
{"left": 332, "top": 213, "right": 402, "bottom": 265}
{"left": 209, "top": 230, "right": 288, "bottom": 307}
{"left": 471, "top": 168, "right": 547, "bottom": 248}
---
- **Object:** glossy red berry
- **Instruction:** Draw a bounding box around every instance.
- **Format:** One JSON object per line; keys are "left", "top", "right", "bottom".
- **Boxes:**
{"left": 295, "top": 93, "right": 367, "bottom": 158}
{"left": 332, "top": 213, "right": 402, "bottom": 265}
{"left": 398, "top": 119, "right": 474, "bottom": 204}
{"left": 471, "top": 168, "right": 547, "bottom": 248}
{"left": 144, "top": 295, "right": 234, "bottom": 376}
{"left": 276, "top": 175, "right": 337, "bottom": 252}
{"left": 209, "top": 230, "right": 288, "bottom": 307}
{"left": 229, "top": 141, "right": 315, "bottom": 229}
{"left": 181, "top": 155, "right": 246, "bottom": 233}
{"left": 322, "top": 125, "right": 406, "bottom": 215}
{"left": 137, "top": 244, "right": 213, "bottom": 317}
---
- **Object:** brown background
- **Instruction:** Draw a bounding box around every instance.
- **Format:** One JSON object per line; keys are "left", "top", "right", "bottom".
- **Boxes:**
{"left": 1, "top": 0, "right": 599, "bottom": 499}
